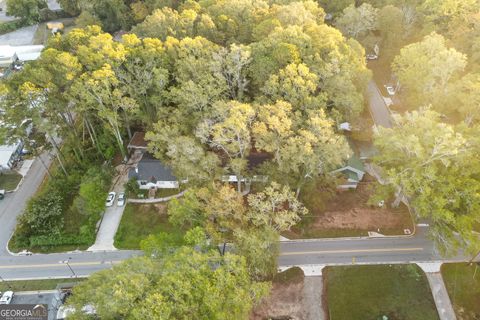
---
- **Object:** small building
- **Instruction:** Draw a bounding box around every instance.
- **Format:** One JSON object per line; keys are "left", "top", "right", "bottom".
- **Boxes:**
{"left": 331, "top": 156, "right": 365, "bottom": 190}
{"left": 0, "top": 141, "right": 23, "bottom": 170}
{"left": 221, "top": 152, "right": 270, "bottom": 183}
{"left": 128, "top": 153, "right": 179, "bottom": 189}
{"left": 0, "top": 45, "right": 44, "bottom": 68}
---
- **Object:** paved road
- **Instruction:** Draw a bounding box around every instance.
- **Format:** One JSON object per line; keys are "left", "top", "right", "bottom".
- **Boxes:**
{"left": 0, "top": 250, "right": 141, "bottom": 280}
{"left": 0, "top": 153, "right": 51, "bottom": 256}
{"left": 278, "top": 227, "right": 470, "bottom": 267}
{"left": 367, "top": 80, "right": 393, "bottom": 128}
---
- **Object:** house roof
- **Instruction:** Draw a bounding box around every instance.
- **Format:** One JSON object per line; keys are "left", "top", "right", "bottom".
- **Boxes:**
{"left": 128, "top": 153, "right": 177, "bottom": 182}
{"left": 347, "top": 155, "right": 364, "bottom": 172}
{"left": 127, "top": 132, "right": 147, "bottom": 149}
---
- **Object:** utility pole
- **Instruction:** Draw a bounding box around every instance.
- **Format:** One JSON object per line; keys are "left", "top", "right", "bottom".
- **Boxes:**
{"left": 61, "top": 257, "right": 77, "bottom": 278}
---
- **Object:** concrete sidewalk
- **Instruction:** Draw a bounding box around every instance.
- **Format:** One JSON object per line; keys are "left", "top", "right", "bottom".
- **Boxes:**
{"left": 418, "top": 263, "right": 457, "bottom": 320}
{"left": 426, "top": 273, "right": 457, "bottom": 320}
{"left": 303, "top": 276, "right": 326, "bottom": 320}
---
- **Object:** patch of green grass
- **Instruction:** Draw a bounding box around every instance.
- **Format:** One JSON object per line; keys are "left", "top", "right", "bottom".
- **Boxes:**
{"left": 114, "top": 203, "right": 184, "bottom": 249}
{"left": 442, "top": 263, "right": 480, "bottom": 320}
{"left": 0, "top": 171, "right": 22, "bottom": 191}
{"left": 0, "top": 278, "right": 85, "bottom": 292}
{"left": 324, "top": 264, "right": 439, "bottom": 320}
{"left": 283, "top": 228, "right": 368, "bottom": 239}
{"left": 155, "top": 188, "right": 183, "bottom": 198}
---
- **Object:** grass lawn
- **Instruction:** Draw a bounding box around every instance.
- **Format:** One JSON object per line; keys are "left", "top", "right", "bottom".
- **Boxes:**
{"left": 114, "top": 203, "right": 184, "bottom": 249}
{"left": 441, "top": 263, "right": 480, "bottom": 320}
{"left": 0, "top": 278, "right": 85, "bottom": 292}
{"left": 324, "top": 264, "right": 439, "bottom": 320}
{"left": 0, "top": 171, "right": 22, "bottom": 191}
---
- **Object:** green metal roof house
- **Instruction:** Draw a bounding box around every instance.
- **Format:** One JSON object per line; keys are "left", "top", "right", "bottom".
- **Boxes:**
{"left": 331, "top": 156, "right": 365, "bottom": 189}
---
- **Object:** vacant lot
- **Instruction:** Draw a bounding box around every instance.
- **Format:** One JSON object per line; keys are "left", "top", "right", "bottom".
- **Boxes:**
{"left": 442, "top": 263, "right": 480, "bottom": 320}
{"left": 286, "top": 177, "right": 413, "bottom": 239}
{"left": 114, "top": 203, "right": 184, "bottom": 249}
{"left": 324, "top": 264, "right": 439, "bottom": 320}
{"left": 0, "top": 170, "right": 22, "bottom": 191}
{"left": 250, "top": 267, "right": 306, "bottom": 320}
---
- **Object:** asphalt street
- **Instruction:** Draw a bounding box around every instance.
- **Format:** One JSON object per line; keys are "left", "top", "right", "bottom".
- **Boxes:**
{"left": 367, "top": 80, "right": 393, "bottom": 128}
{"left": 0, "top": 153, "right": 51, "bottom": 256}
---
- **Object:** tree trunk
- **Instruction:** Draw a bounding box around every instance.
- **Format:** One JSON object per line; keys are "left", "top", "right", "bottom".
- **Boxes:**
{"left": 123, "top": 109, "right": 132, "bottom": 140}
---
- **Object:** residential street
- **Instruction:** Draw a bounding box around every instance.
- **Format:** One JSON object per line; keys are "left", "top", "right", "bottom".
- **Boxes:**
{"left": 0, "top": 152, "right": 51, "bottom": 256}
{"left": 367, "top": 80, "right": 393, "bottom": 128}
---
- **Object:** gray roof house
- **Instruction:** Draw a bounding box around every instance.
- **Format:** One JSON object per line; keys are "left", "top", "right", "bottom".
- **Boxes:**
{"left": 128, "top": 153, "right": 179, "bottom": 189}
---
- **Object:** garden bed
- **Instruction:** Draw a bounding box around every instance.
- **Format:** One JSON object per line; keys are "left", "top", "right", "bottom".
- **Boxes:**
{"left": 324, "top": 264, "right": 439, "bottom": 320}
{"left": 114, "top": 203, "right": 184, "bottom": 249}
{"left": 442, "top": 263, "right": 480, "bottom": 320}
{"left": 285, "top": 177, "right": 413, "bottom": 239}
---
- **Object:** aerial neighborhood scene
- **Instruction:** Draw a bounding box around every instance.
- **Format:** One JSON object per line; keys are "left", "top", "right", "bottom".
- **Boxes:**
{"left": 0, "top": 0, "right": 479, "bottom": 319}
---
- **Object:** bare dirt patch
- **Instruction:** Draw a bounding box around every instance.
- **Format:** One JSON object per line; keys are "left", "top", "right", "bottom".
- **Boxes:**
{"left": 251, "top": 268, "right": 306, "bottom": 320}
{"left": 287, "top": 175, "right": 413, "bottom": 238}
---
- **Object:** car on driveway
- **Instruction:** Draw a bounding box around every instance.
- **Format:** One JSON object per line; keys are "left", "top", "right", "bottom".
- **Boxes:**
{"left": 106, "top": 192, "right": 116, "bottom": 207}
{"left": 0, "top": 291, "right": 14, "bottom": 304}
{"left": 117, "top": 192, "right": 125, "bottom": 207}
{"left": 366, "top": 54, "right": 378, "bottom": 60}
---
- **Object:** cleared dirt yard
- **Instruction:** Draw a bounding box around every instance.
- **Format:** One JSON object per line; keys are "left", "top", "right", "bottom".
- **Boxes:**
{"left": 251, "top": 267, "right": 306, "bottom": 320}
{"left": 285, "top": 176, "right": 413, "bottom": 239}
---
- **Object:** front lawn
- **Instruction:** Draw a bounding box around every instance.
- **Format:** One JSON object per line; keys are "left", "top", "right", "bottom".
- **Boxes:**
{"left": 0, "top": 170, "right": 22, "bottom": 191}
{"left": 442, "top": 263, "right": 480, "bottom": 320}
{"left": 324, "top": 264, "right": 439, "bottom": 320}
{"left": 114, "top": 203, "right": 184, "bottom": 249}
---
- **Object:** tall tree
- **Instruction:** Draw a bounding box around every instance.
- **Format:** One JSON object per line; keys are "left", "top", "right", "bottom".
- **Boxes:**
{"left": 374, "top": 108, "right": 480, "bottom": 256}
{"left": 392, "top": 33, "right": 467, "bottom": 107}
{"left": 335, "top": 3, "right": 378, "bottom": 39}
{"left": 196, "top": 101, "right": 256, "bottom": 193}
{"left": 67, "top": 248, "right": 269, "bottom": 319}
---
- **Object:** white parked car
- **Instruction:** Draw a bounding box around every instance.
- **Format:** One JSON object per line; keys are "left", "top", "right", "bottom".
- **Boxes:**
{"left": 385, "top": 85, "right": 396, "bottom": 96}
{"left": 366, "top": 53, "right": 378, "bottom": 60}
{"left": 0, "top": 291, "right": 14, "bottom": 304}
{"left": 117, "top": 192, "right": 125, "bottom": 207}
{"left": 106, "top": 192, "right": 116, "bottom": 207}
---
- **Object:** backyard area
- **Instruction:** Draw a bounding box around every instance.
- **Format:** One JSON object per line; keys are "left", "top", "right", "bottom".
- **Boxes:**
{"left": 114, "top": 203, "right": 184, "bottom": 249}
{"left": 250, "top": 267, "right": 306, "bottom": 320}
{"left": 324, "top": 264, "right": 439, "bottom": 320}
{"left": 442, "top": 263, "right": 480, "bottom": 320}
{"left": 0, "top": 170, "right": 22, "bottom": 190}
{"left": 285, "top": 176, "right": 413, "bottom": 239}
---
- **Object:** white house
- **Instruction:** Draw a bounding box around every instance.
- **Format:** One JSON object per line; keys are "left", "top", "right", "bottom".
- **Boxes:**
{"left": 0, "top": 45, "right": 44, "bottom": 68}
{"left": 0, "top": 141, "right": 23, "bottom": 170}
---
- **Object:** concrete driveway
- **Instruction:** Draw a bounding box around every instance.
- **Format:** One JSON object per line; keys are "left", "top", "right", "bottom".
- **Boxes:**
{"left": 0, "top": 25, "right": 38, "bottom": 45}
{"left": 367, "top": 80, "right": 393, "bottom": 128}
